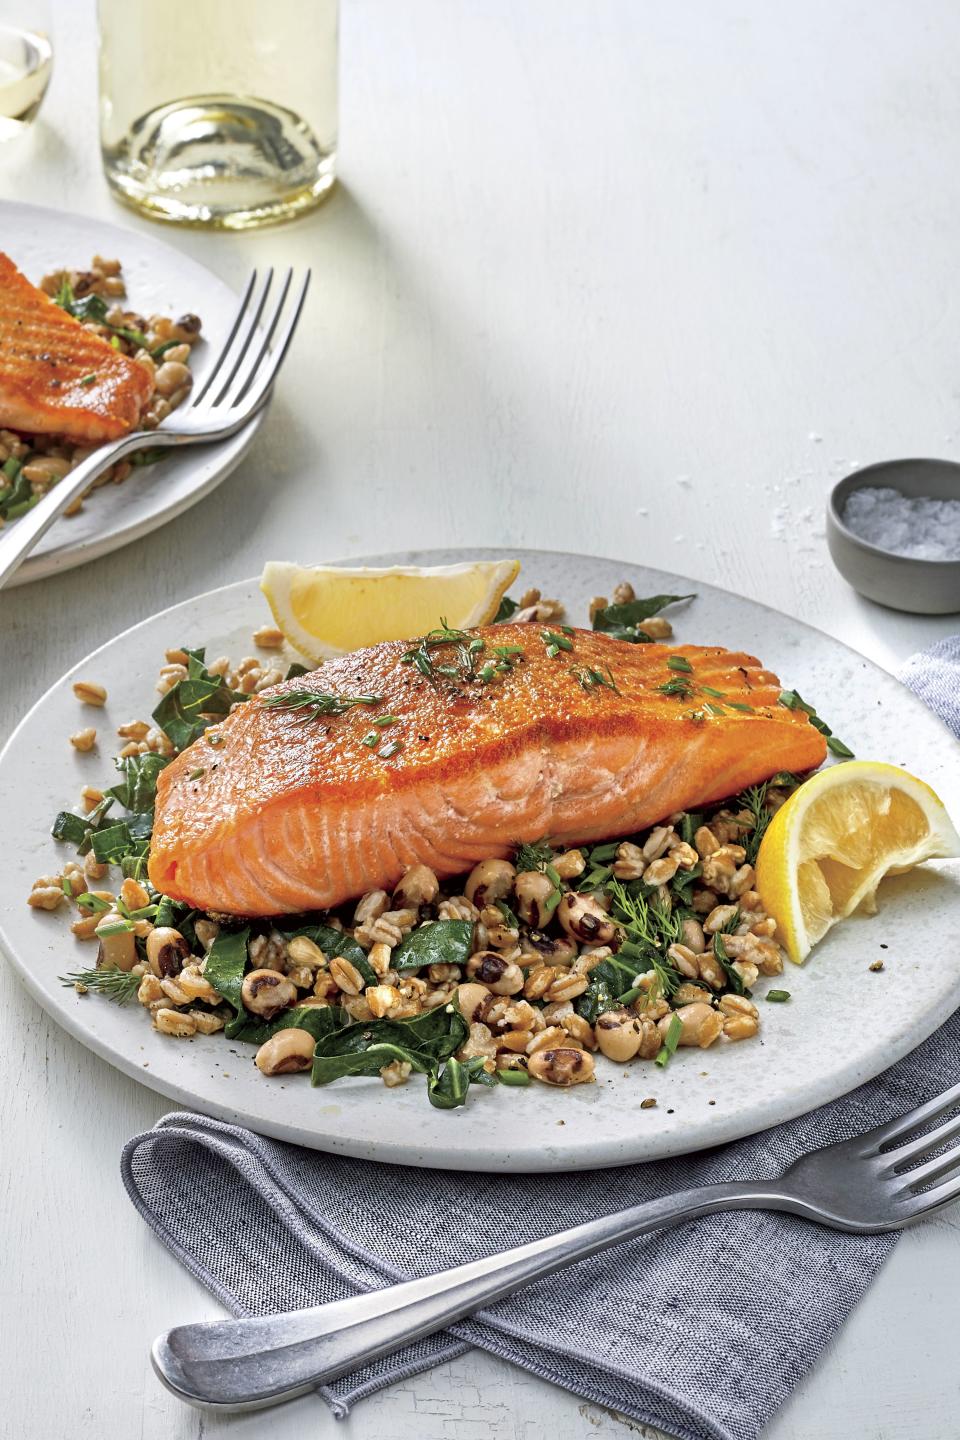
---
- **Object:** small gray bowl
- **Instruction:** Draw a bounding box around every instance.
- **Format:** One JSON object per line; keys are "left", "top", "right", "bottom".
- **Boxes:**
{"left": 827, "top": 458, "right": 960, "bottom": 615}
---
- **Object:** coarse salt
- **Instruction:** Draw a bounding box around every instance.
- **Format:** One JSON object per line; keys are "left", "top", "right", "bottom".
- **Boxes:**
{"left": 842, "top": 486, "right": 960, "bottom": 561}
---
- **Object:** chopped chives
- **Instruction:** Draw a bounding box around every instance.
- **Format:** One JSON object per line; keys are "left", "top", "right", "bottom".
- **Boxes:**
{"left": 361, "top": 731, "right": 379, "bottom": 748}
{"left": 373, "top": 714, "right": 398, "bottom": 727}
{"left": 497, "top": 1068, "right": 531, "bottom": 1087}
{"left": 666, "top": 655, "right": 693, "bottom": 673}
{"left": 654, "top": 1011, "right": 683, "bottom": 1067}
{"left": 766, "top": 989, "right": 791, "bottom": 1002}
{"left": 827, "top": 736, "right": 854, "bottom": 758}
{"left": 379, "top": 739, "right": 403, "bottom": 758}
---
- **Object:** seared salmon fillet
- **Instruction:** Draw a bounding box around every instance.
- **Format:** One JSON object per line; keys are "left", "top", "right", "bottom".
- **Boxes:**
{"left": 0, "top": 252, "right": 152, "bottom": 441}
{"left": 149, "top": 626, "right": 827, "bottom": 917}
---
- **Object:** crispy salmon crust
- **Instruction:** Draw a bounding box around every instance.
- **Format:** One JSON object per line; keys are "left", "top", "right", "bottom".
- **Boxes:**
{"left": 0, "top": 252, "right": 152, "bottom": 441}
{"left": 149, "top": 626, "right": 827, "bottom": 916}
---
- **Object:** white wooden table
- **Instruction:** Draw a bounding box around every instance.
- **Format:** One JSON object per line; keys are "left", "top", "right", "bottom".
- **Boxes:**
{"left": 3, "top": 2, "right": 959, "bottom": 1436}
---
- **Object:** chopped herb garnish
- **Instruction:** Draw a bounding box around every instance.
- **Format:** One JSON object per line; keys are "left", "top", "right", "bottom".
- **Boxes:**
{"left": 728, "top": 701, "right": 754, "bottom": 713}
{"left": 699, "top": 685, "right": 726, "bottom": 699}
{"left": 827, "top": 736, "right": 854, "bottom": 758}
{"left": 571, "top": 664, "right": 620, "bottom": 694}
{"left": 379, "top": 739, "right": 403, "bottom": 758}
{"left": 703, "top": 702, "right": 726, "bottom": 717}
{"left": 262, "top": 689, "right": 383, "bottom": 720}
{"left": 514, "top": 838, "right": 557, "bottom": 872}
{"left": 361, "top": 731, "right": 379, "bottom": 748}
{"left": 373, "top": 714, "right": 399, "bottom": 727}
{"left": 78, "top": 372, "right": 98, "bottom": 386}
{"left": 541, "top": 628, "right": 573, "bottom": 658}
{"left": 666, "top": 655, "right": 693, "bottom": 674}
{"left": 494, "top": 595, "right": 518, "bottom": 622}
{"left": 188, "top": 767, "right": 205, "bottom": 781}
{"left": 779, "top": 689, "right": 853, "bottom": 758}
{"left": 766, "top": 989, "right": 791, "bottom": 1002}
{"left": 654, "top": 1012, "right": 683, "bottom": 1068}
{"left": 497, "top": 1068, "right": 531, "bottom": 1086}
{"left": 657, "top": 676, "right": 695, "bottom": 700}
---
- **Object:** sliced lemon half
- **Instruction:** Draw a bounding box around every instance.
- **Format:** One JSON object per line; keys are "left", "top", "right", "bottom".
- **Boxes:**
{"left": 260, "top": 558, "right": 521, "bottom": 663}
{"left": 755, "top": 760, "right": 960, "bottom": 965}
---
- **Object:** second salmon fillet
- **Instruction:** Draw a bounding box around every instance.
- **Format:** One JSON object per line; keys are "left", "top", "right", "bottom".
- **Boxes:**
{"left": 149, "top": 625, "right": 827, "bottom": 916}
{"left": 0, "top": 252, "right": 152, "bottom": 442}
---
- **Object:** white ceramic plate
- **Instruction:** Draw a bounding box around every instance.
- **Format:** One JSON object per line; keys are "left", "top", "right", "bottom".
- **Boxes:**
{"left": 1, "top": 548, "right": 958, "bottom": 1172}
{"left": 1, "top": 201, "right": 265, "bottom": 586}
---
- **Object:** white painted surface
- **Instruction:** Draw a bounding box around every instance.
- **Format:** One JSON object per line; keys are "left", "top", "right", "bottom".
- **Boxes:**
{"left": 2, "top": 1, "right": 959, "bottom": 1436}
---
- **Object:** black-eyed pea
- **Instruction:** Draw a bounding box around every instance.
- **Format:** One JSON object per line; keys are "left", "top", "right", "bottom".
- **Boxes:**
{"left": 146, "top": 926, "right": 190, "bottom": 978}
{"left": 663, "top": 1001, "right": 723, "bottom": 1049}
{"left": 255, "top": 1028, "right": 316, "bottom": 1075}
{"left": 692, "top": 888, "right": 718, "bottom": 914}
{"left": 556, "top": 892, "right": 618, "bottom": 946}
{"left": 241, "top": 968, "right": 297, "bottom": 1017}
{"left": 519, "top": 931, "right": 578, "bottom": 967}
{"left": 513, "top": 870, "right": 556, "bottom": 928}
{"left": 455, "top": 981, "right": 493, "bottom": 1023}
{"left": 466, "top": 950, "right": 524, "bottom": 995}
{"left": 595, "top": 1009, "right": 643, "bottom": 1062}
{"left": 464, "top": 857, "right": 516, "bottom": 909}
{"left": 527, "top": 1047, "right": 595, "bottom": 1086}
{"left": 95, "top": 911, "right": 137, "bottom": 970}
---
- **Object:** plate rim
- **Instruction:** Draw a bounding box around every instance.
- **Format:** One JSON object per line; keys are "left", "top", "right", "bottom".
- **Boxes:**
{"left": 0, "top": 198, "right": 268, "bottom": 586}
{"left": 2, "top": 545, "right": 958, "bottom": 1171}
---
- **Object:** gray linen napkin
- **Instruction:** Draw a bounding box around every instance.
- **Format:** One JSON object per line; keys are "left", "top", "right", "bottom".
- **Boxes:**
{"left": 122, "top": 640, "right": 960, "bottom": 1440}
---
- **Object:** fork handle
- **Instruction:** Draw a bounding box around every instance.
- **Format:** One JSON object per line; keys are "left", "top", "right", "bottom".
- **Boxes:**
{"left": 152, "top": 1178, "right": 788, "bottom": 1412}
{"left": 0, "top": 429, "right": 178, "bottom": 590}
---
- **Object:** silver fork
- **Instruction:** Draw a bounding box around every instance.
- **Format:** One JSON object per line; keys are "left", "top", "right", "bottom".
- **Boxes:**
{"left": 151, "top": 1078, "right": 960, "bottom": 1413}
{"left": 0, "top": 267, "right": 310, "bottom": 590}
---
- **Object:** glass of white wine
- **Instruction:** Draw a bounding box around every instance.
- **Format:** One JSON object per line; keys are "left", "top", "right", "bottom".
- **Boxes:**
{"left": 97, "top": 0, "right": 338, "bottom": 229}
{"left": 0, "top": 16, "right": 52, "bottom": 143}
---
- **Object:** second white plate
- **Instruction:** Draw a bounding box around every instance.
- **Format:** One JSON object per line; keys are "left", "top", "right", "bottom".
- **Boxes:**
{"left": 2, "top": 200, "right": 265, "bottom": 586}
{"left": 1, "top": 548, "right": 958, "bottom": 1170}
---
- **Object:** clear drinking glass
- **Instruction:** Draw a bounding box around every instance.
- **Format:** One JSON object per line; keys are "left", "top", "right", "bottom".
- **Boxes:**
{"left": 0, "top": 2, "right": 53, "bottom": 144}
{"left": 97, "top": 0, "right": 338, "bottom": 229}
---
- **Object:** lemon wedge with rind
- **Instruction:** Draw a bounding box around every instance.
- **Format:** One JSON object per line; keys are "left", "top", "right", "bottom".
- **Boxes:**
{"left": 755, "top": 761, "right": 960, "bottom": 965}
{"left": 260, "top": 559, "right": 521, "bottom": 664}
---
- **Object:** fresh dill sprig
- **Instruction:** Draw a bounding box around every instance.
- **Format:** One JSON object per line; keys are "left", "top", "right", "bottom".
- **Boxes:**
{"left": 514, "top": 838, "right": 558, "bottom": 873}
{"left": 606, "top": 879, "right": 682, "bottom": 997}
{"left": 657, "top": 676, "right": 695, "bottom": 700}
{"left": 59, "top": 967, "right": 141, "bottom": 1004}
{"left": 261, "top": 690, "right": 383, "bottom": 719}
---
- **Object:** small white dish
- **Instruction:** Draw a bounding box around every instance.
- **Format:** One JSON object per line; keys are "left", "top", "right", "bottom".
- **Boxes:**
{"left": 1, "top": 200, "right": 266, "bottom": 587}
{"left": 1, "top": 548, "right": 959, "bottom": 1172}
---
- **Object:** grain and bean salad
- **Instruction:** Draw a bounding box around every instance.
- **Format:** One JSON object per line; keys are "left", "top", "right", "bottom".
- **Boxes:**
{"left": 36, "top": 585, "right": 817, "bottom": 1111}
{"left": 0, "top": 255, "right": 202, "bottom": 528}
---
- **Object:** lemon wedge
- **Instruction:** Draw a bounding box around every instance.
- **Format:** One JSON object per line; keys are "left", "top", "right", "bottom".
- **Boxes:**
{"left": 755, "top": 761, "right": 960, "bottom": 964}
{"left": 260, "top": 559, "right": 521, "bottom": 663}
